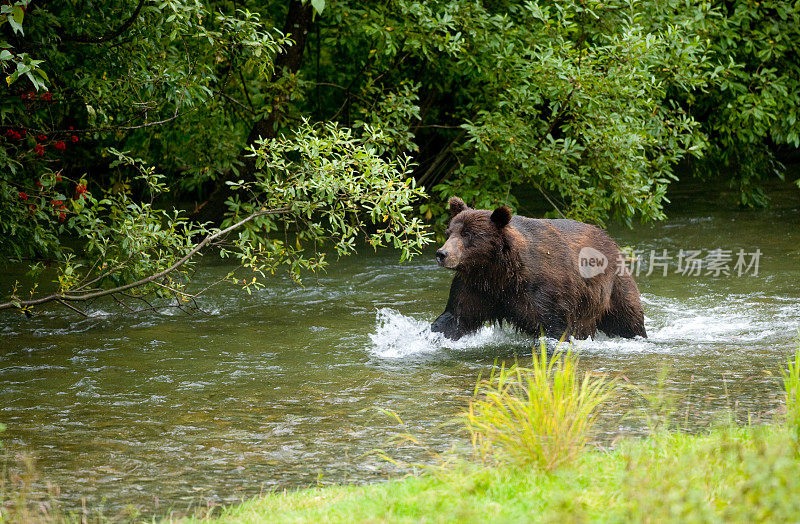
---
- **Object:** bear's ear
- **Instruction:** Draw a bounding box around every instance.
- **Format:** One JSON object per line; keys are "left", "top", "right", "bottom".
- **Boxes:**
{"left": 448, "top": 197, "right": 468, "bottom": 218}
{"left": 491, "top": 206, "right": 512, "bottom": 228}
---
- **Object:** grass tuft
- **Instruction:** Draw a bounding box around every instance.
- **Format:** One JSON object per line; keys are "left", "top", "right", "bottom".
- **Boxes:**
{"left": 783, "top": 342, "right": 800, "bottom": 442}
{"left": 462, "top": 340, "right": 617, "bottom": 470}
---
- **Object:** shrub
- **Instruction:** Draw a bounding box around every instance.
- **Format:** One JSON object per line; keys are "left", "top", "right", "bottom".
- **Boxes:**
{"left": 462, "top": 341, "right": 617, "bottom": 470}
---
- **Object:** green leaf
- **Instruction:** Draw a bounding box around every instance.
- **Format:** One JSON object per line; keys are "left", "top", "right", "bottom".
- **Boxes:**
{"left": 310, "top": 0, "right": 325, "bottom": 15}
{"left": 8, "top": 5, "right": 23, "bottom": 34}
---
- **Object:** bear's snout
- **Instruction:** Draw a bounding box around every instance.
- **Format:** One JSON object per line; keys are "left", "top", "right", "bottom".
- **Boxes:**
{"left": 436, "top": 237, "right": 462, "bottom": 269}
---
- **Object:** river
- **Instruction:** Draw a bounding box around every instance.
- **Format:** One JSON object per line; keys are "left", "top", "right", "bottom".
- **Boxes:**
{"left": 1, "top": 181, "right": 799, "bottom": 516}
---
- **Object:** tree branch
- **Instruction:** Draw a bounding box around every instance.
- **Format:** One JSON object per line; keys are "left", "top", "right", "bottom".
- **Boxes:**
{"left": 0, "top": 207, "right": 292, "bottom": 312}
{"left": 66, "top": 0, "right": 147, "bottom": 44}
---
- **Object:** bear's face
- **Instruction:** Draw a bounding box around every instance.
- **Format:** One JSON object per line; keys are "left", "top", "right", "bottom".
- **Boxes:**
{"left": 436, "top": 197, "right": 512, "bottom": 271}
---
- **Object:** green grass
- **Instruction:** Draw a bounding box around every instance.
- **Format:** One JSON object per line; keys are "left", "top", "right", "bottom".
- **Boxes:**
{"left": 463, "top": 341, "right": 617, "bottom": 470}
{"left": 783, "top": 338, "right": 800, "bottom": 442}
{"left": 176, "top": 426, "right": 800, "bottom": 523}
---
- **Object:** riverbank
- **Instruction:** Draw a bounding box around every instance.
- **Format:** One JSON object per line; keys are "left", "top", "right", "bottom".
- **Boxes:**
{"left": 177, "top": 424, "right": 800, "bottom": 523}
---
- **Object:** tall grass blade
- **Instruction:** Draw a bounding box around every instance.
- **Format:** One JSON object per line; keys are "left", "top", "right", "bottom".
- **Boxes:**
{"left": 782, "top": 342, "right": 800, "bottom": 443}
{"left": 462, "top": 339, "right": 617, "bottom": 470}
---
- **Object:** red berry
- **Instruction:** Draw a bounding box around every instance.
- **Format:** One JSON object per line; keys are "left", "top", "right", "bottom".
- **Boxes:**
{"left": 29, "top": 205, "right": 36, "bottom": 214}
{"left": 68, "top": 126, "right": 74, "bottom": 130}
{"left": 36, "top": 134, "right": 47, "bottom": 141}
{"left": 54, "top": 140, "right": 65, "bottom": 150}
{"left": 56, "top": 175, "right": 62, "bottom": 182}
{"left": 71, "top": 135, "right": 79, "bottom": 143}
{"left": 18, "top": 192, "right": 28, "bottom": 200}
{"left": 41, "top": 92, "right": 53, "bottom": 102}
{"left": 34, "top": 144, "right": 44, "bottom": 156}
{"left": 36, "top": 181, "right": 43, "bottom": 187}
{"left": 5, "top": 129, "right": 13, "bottom": 137}
{"left": 58, "top": 212, "right": 66, "bottom": 222}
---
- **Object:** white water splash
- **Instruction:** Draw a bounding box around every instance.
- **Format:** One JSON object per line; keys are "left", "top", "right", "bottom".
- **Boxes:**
{"left": 369, "top": 294, "right": 800, "bottom": 358}
{"left": 368, "top": 308, "right": 527, "bottom": 358}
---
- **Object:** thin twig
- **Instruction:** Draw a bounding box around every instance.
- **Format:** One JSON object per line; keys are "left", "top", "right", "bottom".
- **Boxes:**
{"left": 112, "top": 295, "right": 137, "bottom": 313}
{"left": 120, "top": 292, "right": 156, "bottom": 311}
{"left": 533, "top": 180, "right": 567, "bottom": 219}
{"left": 56, "top": 299, "right": 90, "bottom": 318}
{"left": 65, "top": 0, "right": 147, "bottom": 44}
{"left": 151, "top": 280, "right": 194, "bottom": 298}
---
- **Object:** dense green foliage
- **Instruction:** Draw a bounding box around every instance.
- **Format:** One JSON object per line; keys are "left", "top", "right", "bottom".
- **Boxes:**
{"left": 2, "top": 0, "right": 799, "bottom": 310}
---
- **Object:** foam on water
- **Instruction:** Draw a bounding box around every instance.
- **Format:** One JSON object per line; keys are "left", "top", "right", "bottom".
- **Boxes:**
{"left": 369, "top": 308, "right": 527, "bottom": 358}
{"left": 369, "top": 294, "right": 800, "bottom": 358}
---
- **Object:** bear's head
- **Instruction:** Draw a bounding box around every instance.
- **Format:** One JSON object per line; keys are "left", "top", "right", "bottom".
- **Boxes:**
{"left": 436, "top": 197, "right": 512, "bottom": 271}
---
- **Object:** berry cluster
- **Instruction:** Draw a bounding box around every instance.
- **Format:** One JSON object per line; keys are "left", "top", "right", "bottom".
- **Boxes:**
{"left": 3, "top": 126, "right": 80, "bottom": 157}
{"left": 51, "top": 199, "right": 66, "bottom": 221}
{"left": 5, "top": 128, "right": 26, "bottom": 141}
{"left": 20, "top": 90, "right": 52, "bottom": 102}
{"left": 16, "top": 173, "right": 90, "bottom": 223}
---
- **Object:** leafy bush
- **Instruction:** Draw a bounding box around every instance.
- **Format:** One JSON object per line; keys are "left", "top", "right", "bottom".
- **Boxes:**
{"left": 224, "top": 120, "right": 432, "bottom": 285}
{"left": 463, "top": 342, "right": 617, "bottom": 470}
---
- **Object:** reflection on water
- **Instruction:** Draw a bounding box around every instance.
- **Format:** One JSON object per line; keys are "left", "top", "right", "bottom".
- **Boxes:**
{"left": 1, "top": 191, "right": 800, "bottom": 515}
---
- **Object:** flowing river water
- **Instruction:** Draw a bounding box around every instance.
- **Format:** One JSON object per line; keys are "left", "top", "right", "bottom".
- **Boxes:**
{"left": 1, "top": 182, "right": 799, "bottom": 516}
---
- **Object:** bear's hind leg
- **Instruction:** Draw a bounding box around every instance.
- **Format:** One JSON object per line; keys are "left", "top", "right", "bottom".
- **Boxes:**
{"left": 597, "top": 273, "right": 647, "bottom": 338}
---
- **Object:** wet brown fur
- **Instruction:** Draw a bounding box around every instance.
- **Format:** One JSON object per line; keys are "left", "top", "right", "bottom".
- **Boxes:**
{"left": 432, "top": 197, "right": 647, "bottom": 340}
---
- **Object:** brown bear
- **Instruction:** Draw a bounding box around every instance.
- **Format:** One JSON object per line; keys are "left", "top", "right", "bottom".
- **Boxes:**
{"left": 431, "top": 197, "right": 647, "bottom": 341}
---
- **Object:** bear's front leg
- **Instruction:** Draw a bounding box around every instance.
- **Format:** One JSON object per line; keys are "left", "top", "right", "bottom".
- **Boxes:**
{"left": 431, "top": 310, "right": 483, "bottom": 340}
{"left": 431, "top": 275, "right": 485, "bottom": 340}
{"left": 431, "top": 311, "right": 461, "bottom": 339}
{"left": 432, "top": 274, "right": 465, "bottom": 340}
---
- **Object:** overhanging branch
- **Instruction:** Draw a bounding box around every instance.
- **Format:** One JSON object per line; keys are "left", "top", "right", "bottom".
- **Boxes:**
{"left": 0, "top": 206, "right": 291, "bottom": 313}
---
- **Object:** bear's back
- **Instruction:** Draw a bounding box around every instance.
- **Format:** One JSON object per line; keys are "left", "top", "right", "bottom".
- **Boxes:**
{"left": 509, "top": 215, "right": 621, "bottom": 270}
{"left": 509, "top": 216, "right": 608, "bottom": 243}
